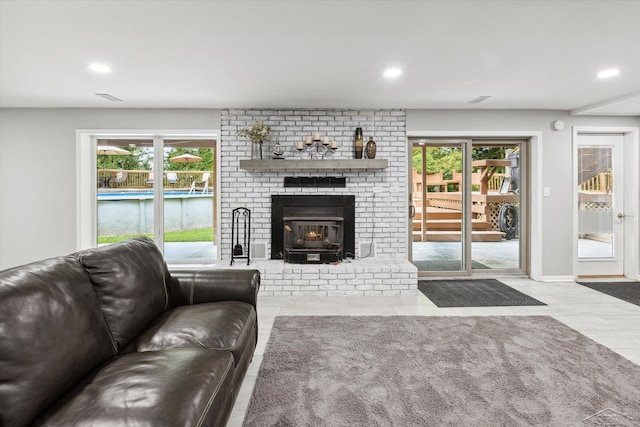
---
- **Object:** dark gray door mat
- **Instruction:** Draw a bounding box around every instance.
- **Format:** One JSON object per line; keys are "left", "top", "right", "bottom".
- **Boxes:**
{"left": 413, "top": 260, "right": 489, "bottom": 271}
{"left": 577, "top": 281, "right": 640, "bottom": 306}
{"left": 418, "top": 279, "right": 546, "bottom": 307}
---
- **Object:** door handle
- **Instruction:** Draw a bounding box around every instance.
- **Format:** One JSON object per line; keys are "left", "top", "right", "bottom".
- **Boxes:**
{"left": 617, "top": 213, "right": 626, "bottom": 219}
{"left": 409, "top": 205, "right": 416, "bottom": 218}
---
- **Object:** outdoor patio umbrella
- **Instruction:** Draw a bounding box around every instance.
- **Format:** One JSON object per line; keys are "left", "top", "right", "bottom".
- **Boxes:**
{"left": 97, "top": 145, "right": 131, "bottom": 156}
{"left": 97, "top": 145, "right": 131, "bottom": 168}
{"left": 97, "top": 146, "right": 131, "bottom": 187}
{"left": 170, "top": 153, "right": 203, "bottom": 171}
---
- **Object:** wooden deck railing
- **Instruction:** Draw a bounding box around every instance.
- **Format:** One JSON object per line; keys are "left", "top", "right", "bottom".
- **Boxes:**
{"left": 98, "top": 169, "right": 213, "bottom": 189}
{"left": 579, "top": 172, "right": 612, "bottom": 193}
{"left": 412, "top": 169, "right": 504, "bottom": 194}
{"left": 413, "top": 170, "right": 612, "bottom": 195}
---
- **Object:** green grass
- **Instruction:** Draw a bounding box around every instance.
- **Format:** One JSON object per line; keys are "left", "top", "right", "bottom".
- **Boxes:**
{"left": 98, "top": 227, "right": 214, "bottom": 244}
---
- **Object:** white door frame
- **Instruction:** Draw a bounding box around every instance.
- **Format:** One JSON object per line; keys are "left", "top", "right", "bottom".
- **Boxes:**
{"left": 75, "top": 129, "right": 220, "bottom": 263}
{"left": 407, "top": 130, "right": 543, "bottom": 281}
{"left": 572, "top": 126, "right": 640, "bottom": 280}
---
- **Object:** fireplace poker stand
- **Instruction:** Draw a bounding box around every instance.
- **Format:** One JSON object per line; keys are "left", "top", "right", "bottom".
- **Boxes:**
{"left": 230, "top": 207, "right": 251, "bottom": 265}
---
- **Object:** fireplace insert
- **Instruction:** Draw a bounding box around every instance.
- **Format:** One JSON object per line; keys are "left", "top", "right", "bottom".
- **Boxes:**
{"left": 283, "top": 216, "right": 344, "bottom": 263}
{"left": 271, "top": 195, "right": 355, "bottom": 263}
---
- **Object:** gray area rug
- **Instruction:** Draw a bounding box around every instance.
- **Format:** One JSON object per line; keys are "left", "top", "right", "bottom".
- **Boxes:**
{"left": 418, "top": 278, "right": 546, "bottom": 307}
{"left": 577, "top": 281, "right": 640, "bottom": 307}
{"left": 243, "top": 316, "right": 640, "bottom": 427}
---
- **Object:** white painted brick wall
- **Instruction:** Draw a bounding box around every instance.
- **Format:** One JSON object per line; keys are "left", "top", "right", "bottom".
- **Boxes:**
{"left": 220, "top": 108, "right": 417, "bottom": 295}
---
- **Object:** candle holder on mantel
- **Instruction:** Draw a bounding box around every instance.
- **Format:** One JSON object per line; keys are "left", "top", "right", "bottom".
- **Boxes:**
{"left": 295, "top": 132, "right": 338, "bottom": 159}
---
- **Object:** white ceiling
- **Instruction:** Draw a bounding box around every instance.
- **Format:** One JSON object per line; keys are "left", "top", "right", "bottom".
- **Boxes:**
{"left": 1, "top": 0, "right": 639, "bottom": 115}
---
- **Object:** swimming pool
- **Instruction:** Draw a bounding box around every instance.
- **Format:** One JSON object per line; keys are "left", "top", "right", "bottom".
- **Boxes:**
{"left": 98, "top": 191, "right": 213, "bottom": 235}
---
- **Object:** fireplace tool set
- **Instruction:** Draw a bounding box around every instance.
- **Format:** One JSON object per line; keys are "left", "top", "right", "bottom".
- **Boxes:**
{"left": 231, "top": 207, "right": 251, "bottom": 265}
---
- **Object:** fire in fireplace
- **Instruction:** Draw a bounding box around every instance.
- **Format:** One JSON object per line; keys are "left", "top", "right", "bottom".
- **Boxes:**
{"left": 283, "top": 216, "right": 344, "bottom": 263}
{"left": 271, "top": 195, "right": 355, "bottom": 263}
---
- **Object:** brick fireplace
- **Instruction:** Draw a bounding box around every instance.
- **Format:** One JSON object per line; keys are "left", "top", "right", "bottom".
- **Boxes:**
{"left": 219, "top": 108, "right": 417, "bottom": 295}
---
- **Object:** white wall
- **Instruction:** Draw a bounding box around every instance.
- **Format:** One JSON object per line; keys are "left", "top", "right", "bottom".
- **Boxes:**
{"left": 406, "top": 109, "right": 638, "bottom": 278}
{"left": 0, "top": 108, "right": 219, "bottom": 269}
{"left": 0, "top": 107, "right": 637, "bottom": 279}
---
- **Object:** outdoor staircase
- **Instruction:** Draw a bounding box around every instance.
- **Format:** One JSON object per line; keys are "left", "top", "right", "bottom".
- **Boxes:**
{"left": 578, "top": 147, "right": 611, "bottom": 186}
{"left": 412, "top": 208, "right": 504, "bottom": 242}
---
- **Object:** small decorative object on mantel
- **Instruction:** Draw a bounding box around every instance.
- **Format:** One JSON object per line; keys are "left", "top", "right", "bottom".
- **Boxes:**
{"left": 354, "top": 127, "right": 364, "bottom": 159}
{"left": 237, "top": 119, "right": 271, "bottom": 160}
{"left": 365, "top": 136, "right": 377, "bottom": 159}
{"left": 295, "top": 132, "right": 337, "bottom": 159}
{"left": 272, "top": 140, "right": 285, "bottom": 159}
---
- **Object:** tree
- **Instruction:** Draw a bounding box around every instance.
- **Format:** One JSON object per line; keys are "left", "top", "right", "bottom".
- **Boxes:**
{"left": 97, "top": 147, "right": 149, "bottom": 170}
{"left": 472, "top": 146, "right": 506, "bottom": 162}
{"left": 413, "top": 145, "right": 514, "bottom": 175}
{"left": 412, "top": 146, "right": 462, "bottom": 177}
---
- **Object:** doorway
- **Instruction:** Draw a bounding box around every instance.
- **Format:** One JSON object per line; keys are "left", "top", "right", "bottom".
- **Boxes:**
{"left": 409, "top": 138, "right": 527, "bottom": 276}
{"left": 575, "top": 133, "right": 625, "bottom": 277}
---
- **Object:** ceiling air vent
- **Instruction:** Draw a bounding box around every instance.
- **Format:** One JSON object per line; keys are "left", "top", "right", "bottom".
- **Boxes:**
{"left": 468, "top": 95, "right": 492, "bottom": 104}
{"left": 95, "top": 93, "right": 124, "bottom": 102}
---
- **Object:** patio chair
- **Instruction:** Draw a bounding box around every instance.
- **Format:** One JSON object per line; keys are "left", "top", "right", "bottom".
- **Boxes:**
{"left": 146, "top": 171, "right": 154, "bottom": 186}
{"left": 189, "top": 172, "right": 211, "bottom": 194}
{"left": 166, "top": 172, "right": 178, "bottom": 186}
{"left": 112, "top": 171, "right": 128, "bottom": 187}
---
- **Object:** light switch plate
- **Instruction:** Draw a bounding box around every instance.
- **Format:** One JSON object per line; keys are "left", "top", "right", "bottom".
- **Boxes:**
{"left": 543, "top": 187, "right": 551, "bottom": 197}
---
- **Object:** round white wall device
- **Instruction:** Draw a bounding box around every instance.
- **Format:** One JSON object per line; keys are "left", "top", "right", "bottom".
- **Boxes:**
{"left": 552, "top": 120, "right": 565, "bottom": 131}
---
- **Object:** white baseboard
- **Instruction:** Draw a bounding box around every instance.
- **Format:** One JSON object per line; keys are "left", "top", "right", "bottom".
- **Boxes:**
{"left": 540, "top": 275, "right": 575, "bottom": 283}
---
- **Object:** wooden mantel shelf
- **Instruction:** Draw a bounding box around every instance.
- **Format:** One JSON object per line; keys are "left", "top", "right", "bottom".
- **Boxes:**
{"left": 239, "top": 159, "right": 388, "bottom": 171}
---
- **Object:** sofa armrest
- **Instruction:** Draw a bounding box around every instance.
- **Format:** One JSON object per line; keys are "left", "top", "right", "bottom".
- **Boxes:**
{"left": 167, "top": 268, "right": 260, "bottom": 309}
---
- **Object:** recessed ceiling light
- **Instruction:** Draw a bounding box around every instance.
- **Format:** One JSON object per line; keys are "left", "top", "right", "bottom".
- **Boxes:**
{"left": 384, "top": 68, "right": 402, "bottom": 78}
{"left": 597, "top": 68, "right": 620, "bottom": 79}
{"left": 89, "top": 63, "right": 112, "bottom": 74}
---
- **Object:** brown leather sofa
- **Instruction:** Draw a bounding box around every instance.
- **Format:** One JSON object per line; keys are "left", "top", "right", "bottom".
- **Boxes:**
{"left": 0, "top": 237, "right": 259, "bottom": 427}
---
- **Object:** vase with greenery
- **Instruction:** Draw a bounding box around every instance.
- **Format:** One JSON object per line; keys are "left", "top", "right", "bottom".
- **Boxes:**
{"left": 237, "top": 119, "right": 271, "bottom": 160}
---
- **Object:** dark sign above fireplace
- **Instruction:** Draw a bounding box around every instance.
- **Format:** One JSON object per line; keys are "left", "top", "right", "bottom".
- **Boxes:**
{"left": 271, "top": 195, "right": 355, "bottom": 262}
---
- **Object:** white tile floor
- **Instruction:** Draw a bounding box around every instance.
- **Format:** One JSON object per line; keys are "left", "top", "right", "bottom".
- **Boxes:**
{"left": 226, "top": 278, "right": 640, "bottom": 427}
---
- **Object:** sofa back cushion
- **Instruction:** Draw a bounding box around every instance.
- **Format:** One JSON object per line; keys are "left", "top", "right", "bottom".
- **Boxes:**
{"left": 76, "top": 236, "right": 170, "bottom": 351}
{"left": 0, "top": 256, "right": 116, "bottom": 427}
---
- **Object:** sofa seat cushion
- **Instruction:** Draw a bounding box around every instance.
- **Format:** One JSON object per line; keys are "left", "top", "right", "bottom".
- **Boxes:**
{"left": 125, "top": 301, "right": 256, "bottom": 365}
{"left": 35, "top": 348, "right": 234, "bottom": 427}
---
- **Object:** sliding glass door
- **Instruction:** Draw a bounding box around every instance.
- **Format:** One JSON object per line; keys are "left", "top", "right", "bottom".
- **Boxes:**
{"left": 95, "top": 136, "right": 216, "bottom": 263}
{"left": 410, "top": 138, "right": 526, "bottom": 275}
{"left": 96, "top": 139, "right": 154, "bottom": 244}
{"left": 411, "top": 141, "right": 465, "bottom": 271}
{"left": 469, "top": 142, "right": 523, "bottom": 271}
{"left": 163, "top": 139, "right": 216, "bottom": 262}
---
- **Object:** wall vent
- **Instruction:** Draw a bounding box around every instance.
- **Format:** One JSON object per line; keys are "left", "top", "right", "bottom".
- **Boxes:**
{"left": 284, "top": 177, "right": 346, "bottom": 188}
{"left": 468, "top": 95, "right": 492, "bottom": 104}
{"left": 95, "top": 93, "right": 124, "bottom": 102}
